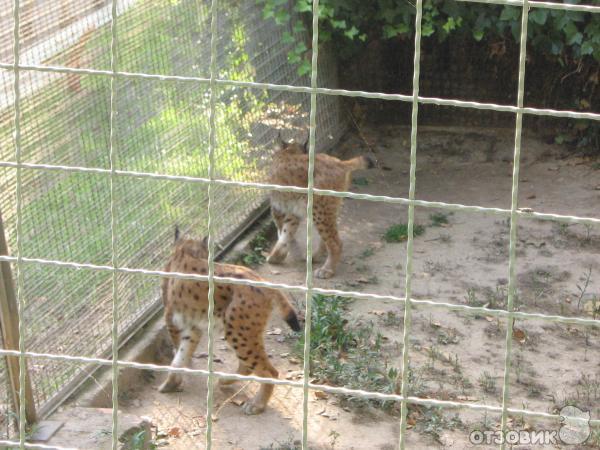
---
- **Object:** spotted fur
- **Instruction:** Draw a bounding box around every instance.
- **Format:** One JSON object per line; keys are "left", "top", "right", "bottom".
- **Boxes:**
{"left": 267, "top": 135, "right": 375, "bottom": 278}
{"left": 159, "top": 233, "right": 301, "bottom": 415}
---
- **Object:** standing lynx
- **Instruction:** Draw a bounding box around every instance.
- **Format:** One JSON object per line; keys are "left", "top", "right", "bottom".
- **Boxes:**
{"left": 159, "top": 228, "right": 302, "bottom": 415}
{"left": 267, "top": 135, "right": 375, "bottom": 278}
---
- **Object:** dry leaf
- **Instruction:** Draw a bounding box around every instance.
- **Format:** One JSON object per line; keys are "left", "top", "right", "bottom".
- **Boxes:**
{"left": 485, "top": 316, "right": 494, "bottom": 322}
{"left": 314, "top": 391, "right": 329, "bottom": 400}
{"left": 267, "top": 328, "right": 282, "bottom": 335}
{"left": 431, "top": 321, "right": 442, "bottom": 328}
{"left": 512, "top": 327, "right": 526, "bottom": 343}
{"left": 167, "top": 427, "right": 183, "bottom": 438}
{"left": 369, "top": 310, "right": 386, "bottom": 316}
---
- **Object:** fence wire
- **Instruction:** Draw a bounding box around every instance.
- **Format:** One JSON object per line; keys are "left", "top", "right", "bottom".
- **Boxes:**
{"left": 1, "top": 0, "right": 599, "bottom": 448}
{"left": 0, "top": 0, "right": 346, "bottom": 431}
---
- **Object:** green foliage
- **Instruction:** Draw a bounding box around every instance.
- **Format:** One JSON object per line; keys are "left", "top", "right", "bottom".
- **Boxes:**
{"left": 257, "top": 0, "right": 599, "bottom": 149}
{"left": 295, "top": 295, "right": 401, "bottom": 411}
{"left": 239, "top": 230, "right": 270, "bottom": 266}
{"left": 384, "top": 223, "right": 425, "bottom": 242}
{"left": 258, "top": 0, "right": 600, "bottom": 68}
{"left": 429, "top": 212, "right": 449, "bottom": 227}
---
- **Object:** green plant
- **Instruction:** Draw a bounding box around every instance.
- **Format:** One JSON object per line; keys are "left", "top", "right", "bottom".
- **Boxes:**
{"left": 383, "top": 223, "right": 425, "bottom": 243}
{"left": 239, "top": 229, "right": 271, "bottom": 266}
{"left": 429, "top": 212, "right": 449, "bottom": 227}
{"left": 352, "top": 176, "right": 369, "bottom": 186}
{"left": 295, "top": 294, "right": 401, "bottom": 412}
{"left": 417, "top": 407, "right": 463, "bottom": 444}
{"left": 258, "top": 0, "right": 600, "bottom": 149}
{"left": 478, "top": 371, "right": 497, "bottom": 395}
{"left": 383, "top": 310, "right": 402, "bottom": 327}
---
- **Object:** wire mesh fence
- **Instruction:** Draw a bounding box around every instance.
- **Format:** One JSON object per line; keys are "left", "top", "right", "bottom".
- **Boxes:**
{"left": 0, "top": 0, "right": 599, "bottom": 448}
{"left": 0, "top": 0, "right": 346, "bottom": 428}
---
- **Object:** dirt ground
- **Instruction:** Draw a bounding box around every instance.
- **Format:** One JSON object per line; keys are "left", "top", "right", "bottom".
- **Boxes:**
{"left": 119, "top": 125, "right": 600, "bottom": 449}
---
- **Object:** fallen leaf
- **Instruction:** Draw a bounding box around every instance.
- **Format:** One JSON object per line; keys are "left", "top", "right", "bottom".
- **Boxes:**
{"left": 288, "top": 357, "right": 301, "bottom": 365}
{"left": 512, "top": 327, "right": 527, "bottom": 343}
{"left": 267, "top": 328, "right": 282, "bottom": 335}
{"left": 314, "top": 390, "right": 329, "bottom": 400}
{"left": 369, "top": 310, "right": 386, "bottom": 316}
{"left": 431, "top": 321, "right": 442, "bottom": 328}
{"left": 485, "top": 316, "right": 494, "bottom": 322}
{"left": 168, "top": 427, "right": 183, "bottom": 438}
{"left": 526, "top": 194, "right": 536, "bottom": 199}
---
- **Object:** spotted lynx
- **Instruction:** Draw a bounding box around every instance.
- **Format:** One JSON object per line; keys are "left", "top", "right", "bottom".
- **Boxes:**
{"left": 159, "top": 228, "right": 302, "bottom": 415}
{"left": 267, "top": 135, "right": 375, "bottom": 278}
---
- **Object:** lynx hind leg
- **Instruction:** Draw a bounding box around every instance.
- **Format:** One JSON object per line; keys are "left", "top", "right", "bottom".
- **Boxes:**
{"left": 267, "top": 213, "right": 300, "bottom": 264}
{"left": 223, "top": 302, "right": 278, "bottom": 414}
{"left": 159, "top": 324, "right": 201, "bottom": 393}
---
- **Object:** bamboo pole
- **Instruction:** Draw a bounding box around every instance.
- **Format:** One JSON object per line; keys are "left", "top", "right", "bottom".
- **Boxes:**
{"left": 0, "top": 210, "right": 36, "bottom": 425}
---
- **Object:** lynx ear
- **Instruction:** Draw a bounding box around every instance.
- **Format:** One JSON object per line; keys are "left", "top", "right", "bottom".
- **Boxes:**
{"left": 202, "top": 235, "right": 209, "bottom": 249}
{"left": 275, "top": 131, "right": 286, "bottom": 149}
{"left": 174, "top": 225, "right": 181, "bottom": 243}
{"left": 302, "top": 137, "right": 309, "bottom": 153}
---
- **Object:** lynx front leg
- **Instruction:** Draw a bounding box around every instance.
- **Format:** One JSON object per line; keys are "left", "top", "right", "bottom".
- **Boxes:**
{"left": 267, "top": 214, "right": 300, "bottom": 264}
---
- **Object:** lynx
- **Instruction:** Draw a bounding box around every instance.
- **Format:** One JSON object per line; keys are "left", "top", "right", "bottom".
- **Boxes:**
{"left": 159, "top": 228, "right": 302, "bottom": 415}
{"left": 267, "top": 135, "right": 375, "bottom": 278}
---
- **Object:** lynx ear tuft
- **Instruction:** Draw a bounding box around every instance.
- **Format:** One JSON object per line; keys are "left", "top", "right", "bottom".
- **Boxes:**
{"left": 174, "top": 225, "right": 181, "bottom": 243}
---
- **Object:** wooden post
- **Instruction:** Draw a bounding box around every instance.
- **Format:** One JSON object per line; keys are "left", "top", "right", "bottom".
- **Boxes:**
{"left": 0, "top": 210, "right": 36, "bottom": 424}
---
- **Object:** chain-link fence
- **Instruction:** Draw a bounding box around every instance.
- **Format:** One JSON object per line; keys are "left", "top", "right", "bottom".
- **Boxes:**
{"left": 0, "top": 0, "right": 600, "bottom": 448}
{"left": 0, "top": 0, "right": 346, "bottom": 427}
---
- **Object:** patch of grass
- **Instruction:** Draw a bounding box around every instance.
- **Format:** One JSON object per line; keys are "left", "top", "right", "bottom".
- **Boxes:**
{"left": 239, "top": 229, "right": 270, "bottom": 267}
{"left": 259, "top": 436, "right": 301, "bottom": 450}
{"left": 417, "top": 407, "right": 463, "bottom": 444}
{"left": 383, "top": 223, "right": 425, "bottom": 243}
{"left": 360, "top": 247, "right": 375, "bottom": 258}
{"left": 352, "top": 176, "right": 369, "bottom": 186}
{"left": 478, "top": 372, "right": 497, "bottom": 395}
{"left": 382, "top": 310, "right": 402, "bottom": 327}
{"left": 295, "top": 294, "right": 401, "bottom": 412}
{"left": 429, "top": 212, "right": 449, "bottom": 227}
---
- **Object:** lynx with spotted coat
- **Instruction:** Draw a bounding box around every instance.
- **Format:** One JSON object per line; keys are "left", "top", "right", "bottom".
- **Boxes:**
{"left": 159, "top": 229, "right": 301, "bottom": 415}
{"left": 267, "top": 135, "right": 374, "bottom": 278}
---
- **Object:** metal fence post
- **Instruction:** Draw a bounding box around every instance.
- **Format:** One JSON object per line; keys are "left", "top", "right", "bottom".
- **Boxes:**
{"left": 0, "top": 210, "right": 36, "bottom": 425}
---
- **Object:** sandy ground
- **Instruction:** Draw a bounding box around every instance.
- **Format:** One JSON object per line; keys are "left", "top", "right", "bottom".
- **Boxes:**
{"left": 119, "top": 125, "right": 600, "bottom": 449}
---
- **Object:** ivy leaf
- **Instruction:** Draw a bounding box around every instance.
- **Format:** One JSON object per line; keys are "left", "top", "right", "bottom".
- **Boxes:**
{"left": 422, "top": 22, "right": 435, "bottom": 37}
{"left": 297, "top": 60, "right": 311, "bottom": 76}
{"left": 344, "top": 26, "right": 359, "bottom": 40}
{"left": 500, "top": 6, "right": 520, "bottom": 22}
{"left": 551, "top": 39, "right": 563, "bottom": 55}
{"left": 330, "top": 19, "right": 347, "bottom": 29}
{"left": 293, "top": 20, "right": 306, "bottom": 34}
{"left": 383, "top": 24, "right": 397, "bottom": 38}
{"left": 295, "top": 0, "right": 312, "bottom": 13}
{"left": 473, "top": 28, "right": 484, "bottom": 41}
{"left": 287, "top": 50, "right": 302, "bottom": 64}
{"left": 564, "top": 22, "right": 582, "bottom": 44}
{"left": 294, "top": 41, "right": 308, "bottom": 53}
{"left": 359, "top": 33, "right": 367, "bottom": 42}
{"left": 282, "top": 31, "right": 295, "bottom": 45}
{"left": 580, "top": 40, "right": 594, "bottom": 55}
{"left": 274, "top": 9, "right": 290, "bottom": 25}
{"left": 529, "top": 10, "right": 548, "bottom": 26}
